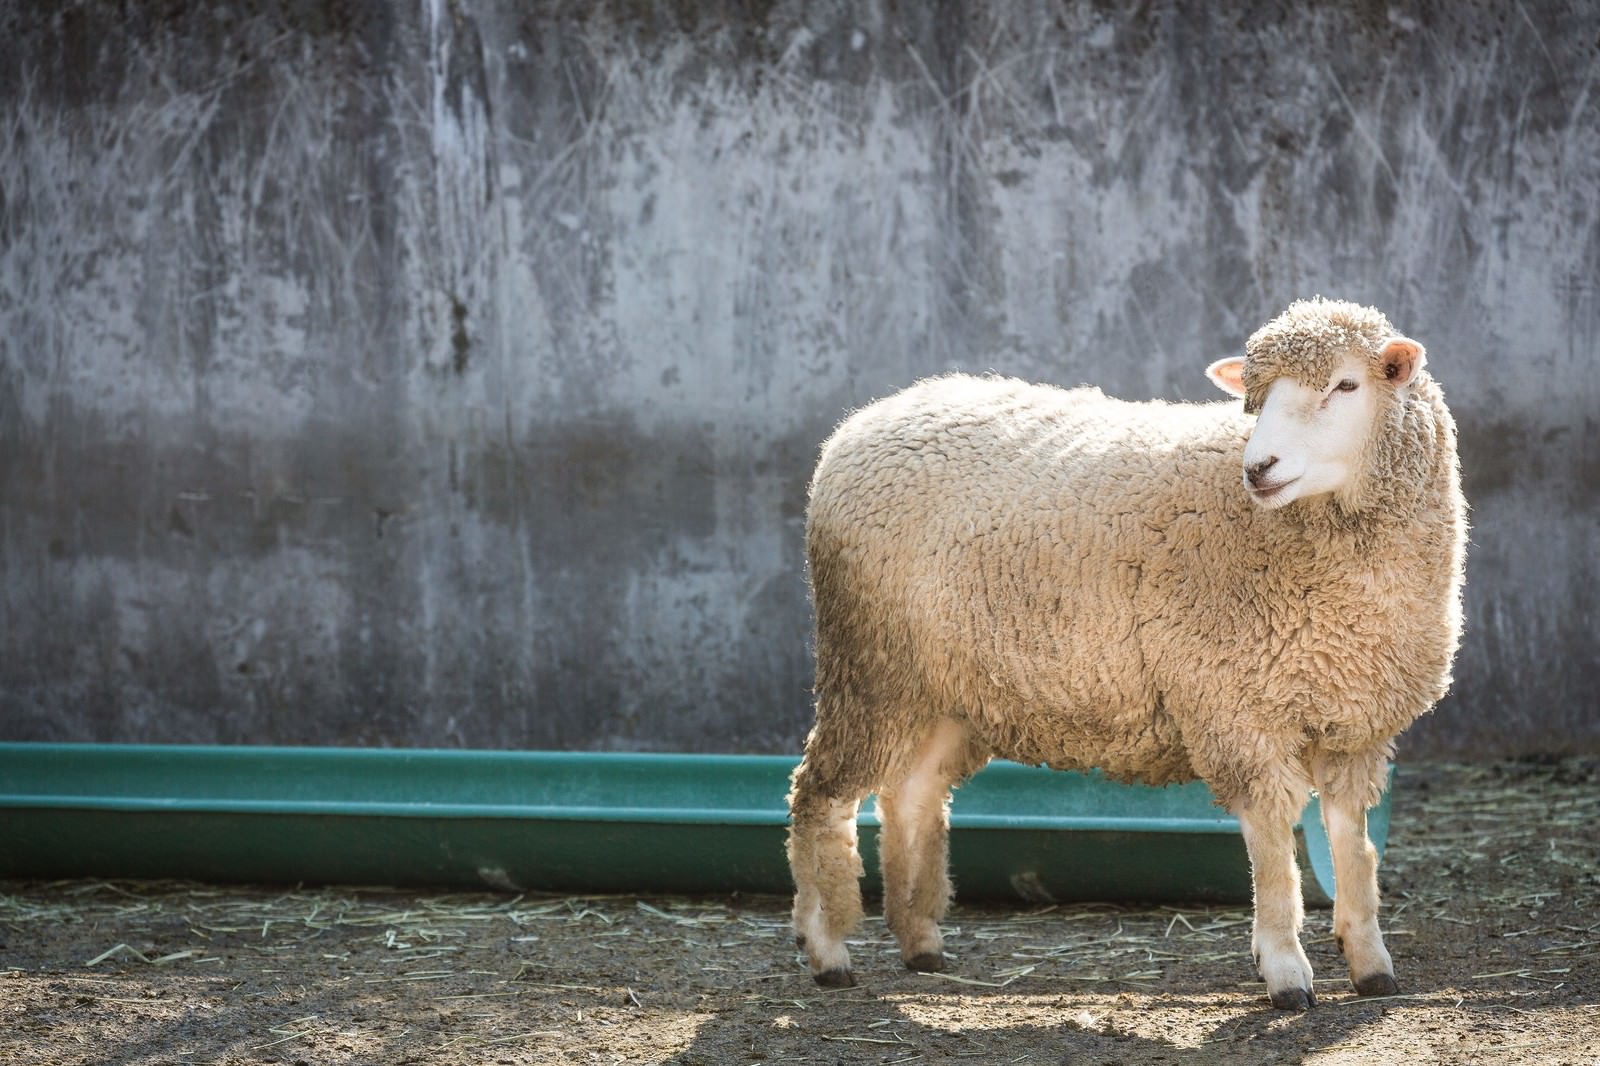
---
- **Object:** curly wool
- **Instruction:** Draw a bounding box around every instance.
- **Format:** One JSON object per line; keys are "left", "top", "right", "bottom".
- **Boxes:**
{"left": 1241, "top": 296, "right": 1394, "bottom": 412}
{"left": 800, "top": 305, "right": 1466, "bottom": 811}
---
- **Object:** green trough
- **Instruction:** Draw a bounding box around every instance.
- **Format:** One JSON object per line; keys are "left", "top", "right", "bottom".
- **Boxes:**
{"left": 0, "top": 744, "right": 1389, "bottom": 905}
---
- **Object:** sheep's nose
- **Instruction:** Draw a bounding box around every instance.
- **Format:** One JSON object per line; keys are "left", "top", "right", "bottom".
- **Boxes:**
{"left": 1245, "top": 456, "right": 1279, "bottom": 487}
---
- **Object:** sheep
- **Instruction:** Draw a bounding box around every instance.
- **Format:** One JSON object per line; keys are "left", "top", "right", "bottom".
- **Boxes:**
{"left": 786, "top": 298, "right": 1466, "bottom": 1010}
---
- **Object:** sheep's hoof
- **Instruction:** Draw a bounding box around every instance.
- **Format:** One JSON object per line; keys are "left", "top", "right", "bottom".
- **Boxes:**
{"left": 904, "top": 952, "right": 945, "bottom": 974}
{"left": 812, "top": 968, "right": 856, "bottom": 989}
{"left": 1354, "top": 972, "right": 1399, "bottom": 997}
{"left": 1268, "top": 986, "right": 1315, "bottom": 1011}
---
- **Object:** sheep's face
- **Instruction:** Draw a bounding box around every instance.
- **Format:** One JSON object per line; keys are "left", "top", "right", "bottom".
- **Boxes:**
{"left": 1233, "top": 350, "right": 1378, "bottom": 509}
{"left": 1206, "top": 337, "right": 1425, "bottom": 510}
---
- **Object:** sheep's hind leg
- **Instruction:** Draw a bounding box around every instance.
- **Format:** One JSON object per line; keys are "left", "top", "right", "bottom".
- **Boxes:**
{"left": 1237, "top": 792, "right": 1317, "bottom": 1010}
{"left": 1314, "top": 754, "right": 1398, "bottom": 996}
{"left": 876, "top": 718, "right": 984, "bottom": 974}
{"left": 787, "top": 763, "right": 868, "bottom": 987}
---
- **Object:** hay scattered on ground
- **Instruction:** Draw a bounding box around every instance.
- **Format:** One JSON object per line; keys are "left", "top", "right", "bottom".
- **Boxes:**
{"left": 2, "top": 760, "right": 1597, "bottom": 1065}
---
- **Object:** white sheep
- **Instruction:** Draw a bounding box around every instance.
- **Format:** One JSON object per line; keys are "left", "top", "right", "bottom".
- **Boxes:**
{"left": 786, "top": 298, "right": 1466, "bottom": 1009}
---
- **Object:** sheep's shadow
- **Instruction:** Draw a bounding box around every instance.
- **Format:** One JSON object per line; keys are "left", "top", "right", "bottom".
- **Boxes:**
{"left": 662, "top": 962, "right": 1422, "bottom": 1065}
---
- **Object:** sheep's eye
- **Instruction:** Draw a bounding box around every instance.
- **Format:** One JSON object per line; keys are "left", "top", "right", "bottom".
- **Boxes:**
{"left": 1334, "top": 379, "right": 1359, "bottom": 393}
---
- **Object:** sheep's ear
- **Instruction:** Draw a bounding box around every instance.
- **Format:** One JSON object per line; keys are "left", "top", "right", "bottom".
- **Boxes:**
{"left": 1206, "top": 357, "right": 1248, "bottom": 398}
{"left": 1379, "top": 337, "right": 1426, "bottom": 386}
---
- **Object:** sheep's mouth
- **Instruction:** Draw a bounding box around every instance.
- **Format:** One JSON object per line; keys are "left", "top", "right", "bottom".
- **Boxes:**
{"left": 1247, "top": 477, "right": 1299, "bottom": 504}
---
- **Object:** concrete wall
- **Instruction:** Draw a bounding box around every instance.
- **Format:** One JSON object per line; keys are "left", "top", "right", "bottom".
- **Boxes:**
{"left": 2, "top": 2, "right": 1596, "bottom": 758}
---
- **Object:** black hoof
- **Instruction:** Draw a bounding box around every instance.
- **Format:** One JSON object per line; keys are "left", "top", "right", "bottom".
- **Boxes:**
{"left": 813, "top": 968, "right": 856, "bottom": 989}
{"left": 904, "top": 952, "right": 945, "bottom": 973}
{"left": 1269, "top": 986, "right": 1316, "bottom": 1011}
{"left": 1354, "top": 972, "right": 1399, "bottom": 997}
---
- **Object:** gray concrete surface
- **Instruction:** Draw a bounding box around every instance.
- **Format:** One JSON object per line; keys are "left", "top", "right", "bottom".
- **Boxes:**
{"left": 2, "top": 2, "right": 1596, "bottom": 758}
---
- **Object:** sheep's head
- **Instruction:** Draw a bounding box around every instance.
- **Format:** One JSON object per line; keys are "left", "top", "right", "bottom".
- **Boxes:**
{"left": 1206, "top": 298, "right": 1427, "bottom": 511}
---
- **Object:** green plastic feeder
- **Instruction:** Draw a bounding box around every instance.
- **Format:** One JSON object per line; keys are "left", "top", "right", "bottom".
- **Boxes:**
{"left": 0, "top": 744, "right": 1388, "bottom": 904}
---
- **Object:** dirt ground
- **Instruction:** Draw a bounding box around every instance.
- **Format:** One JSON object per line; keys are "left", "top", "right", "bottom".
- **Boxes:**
{"left": 3, "top": 760, "right": 1597, "bottom": 1066}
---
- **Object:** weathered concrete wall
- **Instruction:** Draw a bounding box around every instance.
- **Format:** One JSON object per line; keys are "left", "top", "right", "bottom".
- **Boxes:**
{"left": 2, "top": 2, "right": 1596, "bottom": 758}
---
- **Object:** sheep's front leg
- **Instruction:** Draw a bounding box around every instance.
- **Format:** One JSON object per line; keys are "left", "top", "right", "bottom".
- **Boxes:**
{"left": 1238, "top": 801, "right": 1316, "bottom": 1009}
{"left": 1314, "top": 756, "right": 1398, "bottom": 996}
